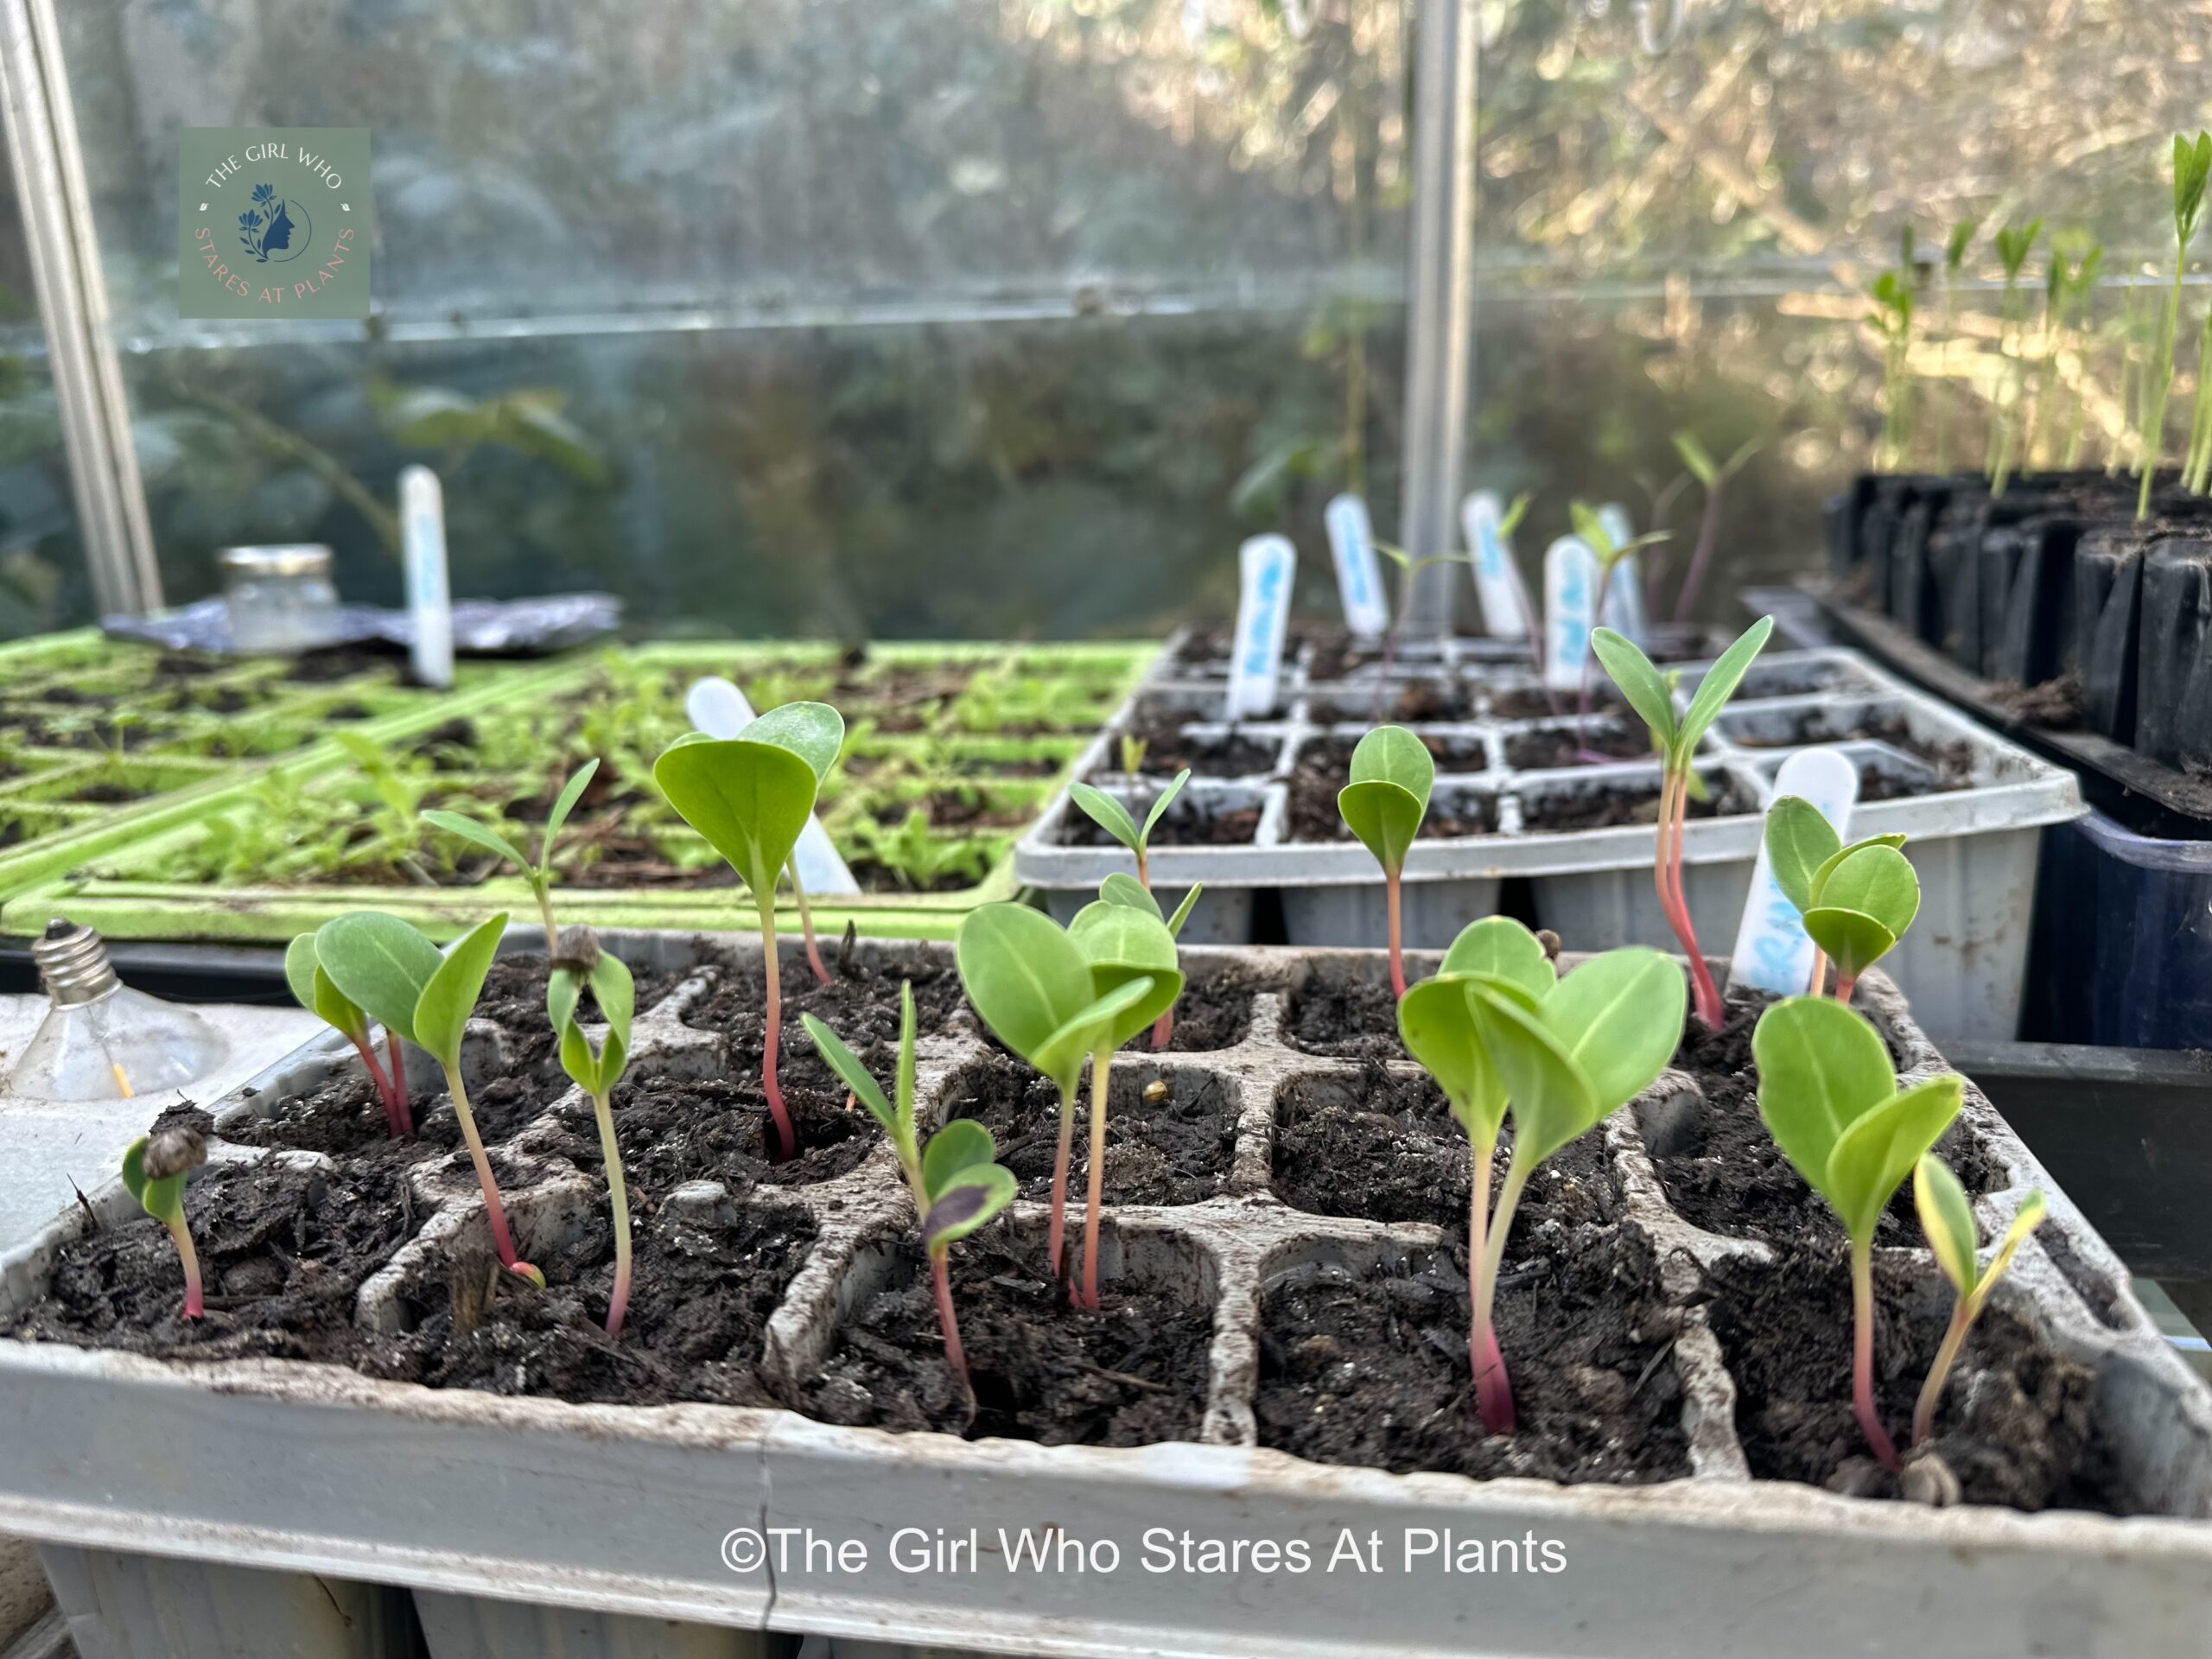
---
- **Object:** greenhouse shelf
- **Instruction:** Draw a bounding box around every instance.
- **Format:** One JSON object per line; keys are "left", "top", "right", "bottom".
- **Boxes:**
{"left": 0, "top": 639, "right": 1157, "bottom": 945}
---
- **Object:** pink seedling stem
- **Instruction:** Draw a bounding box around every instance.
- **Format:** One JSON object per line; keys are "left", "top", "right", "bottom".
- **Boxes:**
{"left": 385, "top": 1028, "right": 413, "bottom": 1138}
{"left": 1047, "top": 1104, "right": 1077, "bottom": 1281}
{"left": 1655, "top": 769, "right": 1726, "bottom": 1028}
{"left": 1851, "top": 1238, "right": 1901, "bottom": 1471}
{"left": 169, "top": 1219, "right": 204, "bottom": 1320}
{"left": 932, "top": 1253, "right": 970, "bottom": 1384}
{"left": 1467, "top": 1155, "right": 1515, "bottom": 1432}
{"left": 1387, "top": 870, "right": 1408, "bottom": 999}
{"left": 759, "top": 918, "right": 798, "bottom": 1161}
{"left": 1076, "top": 1056, "right": 1112, "bottom": 1310}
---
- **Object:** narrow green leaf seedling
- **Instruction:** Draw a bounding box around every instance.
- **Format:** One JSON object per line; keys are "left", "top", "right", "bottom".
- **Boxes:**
{"left": 1396, "top": 916, "right": 1557, "bottom": 1429}
{"left": 1068, "top": 767, "right": 1192, "bottom": 891}
{"left": 1763, "top": 795, "right": 1912, "bottom": 1000}
{"left": 1912, "top": 1159, "right": 2048, "bottom": 1448}
{"left": 2142, "top": 133, "right": 2212, "bottom": 518}
{"left": 1754, "top": 995, "right": 1964, "bottom": 1470}
{"left": 286, "top": 931, "right": 410, "bottom": 1137}
{"left": 1337, "top": 726, "right": 1434, "bottom": 998}
{"left": 547, "top": 928, "right": 638, "bottom": 1334}
{"left": 1449, "top": 939, "right": 1686, "bottom": 1433}
{"left": 652, "top": 706, "right": 843, "bottom": 1160}
{"left": 1371, "top": 537, "right": 1473, "bottom": 704}
{"left": 956, "top": 904, "right": 1156, "bottom": 1291}
{"left": 804, "top": 982, "right": 1018, "bottom": 1387}
{"left": 1065, "top": 888, "right": 1185, "bottom": 1308}
{"left": 1935, "top": 216, "right": 1980, "bottom": 474}
{"left": 1985, "top": 219, "right": 2044, "bottom": 496}
{"left": 423, "top": 758, "right": 600, "bottom": 947}
{"left": 1567, "top": 501, "right": 1671, "bottom": 742}
{"left": 1668, "top": 431, "right": 1762, "bottom": 623}
{"left": 1592, "top": 615, "right": 1775, "bottom": 1027}
{"left": 122, "top": 1128, "right": 207, "bottom": 1320}
{"left": 321, "top": 909, "right": 543, "bottom": 1286}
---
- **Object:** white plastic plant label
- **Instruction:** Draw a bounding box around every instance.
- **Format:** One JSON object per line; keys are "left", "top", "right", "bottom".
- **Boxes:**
{"left": 1460, "top": 490, "right": 1529, "bottom": 639}
{"left": 400, "top": 465, "right": 453, "bottom": 690}
{"left": 1543, "top": 535, "right": 1600, "bottom": 693}
{"left": 1597, "top": 500, "right": 1647, "bottom": 643}
{"left": 1728, "top": 747, "right": 1860, "bottom": 996}
{"left": 1228, "top": 534, "right": 1297, "bottom": 719}
{"left": 1324, "top": 493, "right": 1389, "bottom": 638}
{"left": 684, "top": 675, "right": 863, "bottom": 896}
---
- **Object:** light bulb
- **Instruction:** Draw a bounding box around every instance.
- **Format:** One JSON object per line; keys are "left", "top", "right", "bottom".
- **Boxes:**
{"left": 10, "top": 921, "right": 226, "bottom": 1100}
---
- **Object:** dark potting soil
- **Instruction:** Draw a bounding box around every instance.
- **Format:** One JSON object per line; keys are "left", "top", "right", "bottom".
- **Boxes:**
{"left": 1503, "top": 721, "right": 1651, "bottom": 771}
{"left": 361, "top": 1203, "right": 816, "bottom": 1407}
{"left": 1157, "top": 967, "right": 1261, "bottom": 1052}
{"left": 1308, "top": 677, "right": 1472, "bottom": 724}
{"left": 683, "top": 948, "right": 975, "bottom": 1073}
{"left": 470, "top": 952, "right": 683, "bottom": 1070}
{"left": 1284, "top": 974, "right": 1404, "bottom": 1061}
{"left": 1171, "top": 626, "right": 1234, "bottom": 667}
{"left": 1285, "top": 779, "right": 1496, "bottom": 843}
{"left": 1725, "top": 709, "right": 1974, "bottom": 786}
{"left": 944, "top": 1054, "right": 1236, "bottom": 1206}
{"left": 577, "top": 1071, "right": 877, "bottom": 1193}
{"left": 1270, "top": 1066, "right": 1621, "bottom": 1230}
{"left": 1650, "top": 989, "right": 1999, "bottom": 1249}
{"left": 798, "top": 1232, "right": 1212, "bottom": 1445}
{"left": 873, "top": 788, "right": 1033, "bottom": 833}
{"left": 1517, "top": 773, "right": 1758, "bottom": 832}
{"left": 285, "top": 647, "right": 394, "bottom": 684}
{"left": 1108, "top": 714, "right": 1281, "bottom": 780}
{"left": 1255, "top": 1225, "right": 1688, "bottom": 1484}
{"left": 10, "top": 1160, "right": 412, "bottom": 1365}
{"left": 214, "top": 1070, "right": 567, "bottom": 1194}
{"left": 1489, "top": 685, "right": 1625, "bottom": 721}
{"left": 1062, "top": 798, "right": 1262, "bottom": 849}
{"left": 1696, "top": 1247, "right": 2118, "bottom": 1511}
{"left": 1989, "top": 670, "right": 2088, "bottom": 731}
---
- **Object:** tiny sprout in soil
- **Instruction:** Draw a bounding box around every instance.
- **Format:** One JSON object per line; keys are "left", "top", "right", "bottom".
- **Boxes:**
{"left": 318, "top": 909, "right": 544, "bottom": 1287}
{"left": 285, "top": 929, "right": 411, "bottom": 1137}
{"left": 1913, "top": 1157, "right": 2048, "bottom": 1451}
{"left": 1592, "top": 614, "right": 1773, "bottom": 1027}
{"left": 956, "top": 903, "right": 1157, "bottom": 1301}
{"left": 1764, "top": 794, "right": 1920, "bottom": 1004}
{"left": 1337, "top": 726, "right": 1432, "bottom": 999}
{"left": 423, "top": 758, "right": 600, "bottom": 945}
{"left": 804, "top": 982, "right": 1018, "bottom": 1389}
{"left": 653, "top": 701, "right": 845, "bottom": 1160}
{"left": 122, "top": 1127, "right": 207, "bottom": 1320}
{"left": 1754, "top": 995, "right": 1963, "bottom": 1471}
{"left": 1402, "top": 924, "right": 1683, "bottom": 1433}
{"left": 1068, "top": 766, "right": 1193, "bottom": 1046}
{"left": 548, "top": 926, "right": 637, "bottom": 1335}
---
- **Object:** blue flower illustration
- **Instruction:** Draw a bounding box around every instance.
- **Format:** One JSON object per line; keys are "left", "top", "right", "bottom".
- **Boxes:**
{"left": 236, "top": 187, "right": 289, "bottom": 260}
{"left": 238, "top": 209, "right": 259, "bottom": 229}
{"left": 251, "top": 182, "right": 276, "bottom": 205}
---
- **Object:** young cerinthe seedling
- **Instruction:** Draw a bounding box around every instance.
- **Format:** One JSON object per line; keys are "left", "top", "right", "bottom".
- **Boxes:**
{"left": 319, "top": 910, "right": 543, "bottom": 1286}
{"left": 956, "top": 903, "right": 1157, "bottom": 1294}
{"left": 1592, "top": 614, "right": 1774, "bottom": 1028}
{"left": 2139, "top": 133, "right": 2212, "bottom": 516}
{"left": 1069, "top": 767, "right": 1195, "bottom": 1046}
{"left": 1764, "top": 794, "right": 1919, "bottom": 1006}
{"left": 122, "top": 1128, "right": 207, "bottom": 1321}
{"left": 1668, "top": 431, "right": 1762, "bottom": 624}
{"left": 653, "top": 702, "right": 846, "bottom": 1161}
{"left": 286, "top": 930, "right": 411, "bottom": 1137}
{"left": 547, "top": 927, "right": 637, "bottom": 1335}
{"left": 1912, "top": 1156, "right": 2048, "bottom": 1449}
{"left": 1413, "top": 933, "right": 1683, "bottom": 1433}
{"left": 1755, "top": 995, "right": 1964, "bottom": 1470}
{"left": 1935, "top": 217, "right": 1981, "bottom": 475}
{"left": 1064, "top": 887, "right": 1186, "bottom": 1308}
{"left": 1986, "top": 219, "right": 2044, "bottom": 496}
{"left": 1338, "top": 726, "right": 1433, "bottom": 999}
{"left": 423, "top": 759, "right": 599, "bottom": 949}
{"left": 804, "top": 982, "right": 1018, "bottom": 1387}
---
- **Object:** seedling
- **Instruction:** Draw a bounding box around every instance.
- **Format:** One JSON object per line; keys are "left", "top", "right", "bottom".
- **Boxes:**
{"left": 1592, "top": 614, "right": 1775, "bottom": 1027}
{"left": 1912, "top": 1156, "right": 2048, "bottom": 1447}
{"left": 804, "top": 982, "right": 1018, "bottom": 1387}
{"left": 1985, "top": 218, "right": 2044, "bottom": 496}
{"left": 1068, "top": 767, "right": 1192, "bottom": 890}
{"left": 955, "top": 903, "right": 1156, "bottom": 1293}
{"left": 1119, "top": 734, "right": 1148, "bottom": 791}
{"left": 1065, "top": 888, "right": 1185, "bottom": 1307}
{"left": 547, "top": 928, "right": 637, "bottom": 1335}
{"left": 121, "top": 1128, "right": 207, "bottom": 1320}
{"left": 1763, "top": 795, "right": 1918, "bottom": 1005}
{"left": 285, "top": 931, "right": 412, "bottom": 1138}
{"left": 1337, "top": 726, "right": 1433, "bottom": 998}
{"left": 652, "top": 702, "right": 845, "bottom": 1160}
{"left": 1668, "top": 431, "right": 1762, "bottom": 623}
{"left": 1755, "top": 995, "right": 1964, "bottom": 1469}
{"left": 2140, "top": 133, "right": 2212, "bottom": 518}
{"left": 423, "top": 759, "right": 600, "bottom": 946}
{"left": 319, "top": 910, "right": 543, "bottom": 1286}
{"left": 1566, "top": 501, "right": 1670, "bottom": 740}
{"left": 1371, "top": 537, "right": 1473, "bottom": 699}
{"left": 1869, "top": 264, "right": 1917, "bottom": 470}
{"left": 1422, "top": 934, "right": 1684, "bottom": 1433}
{"left": 1935, "top": 216, "right": 1980, "bottom": 475}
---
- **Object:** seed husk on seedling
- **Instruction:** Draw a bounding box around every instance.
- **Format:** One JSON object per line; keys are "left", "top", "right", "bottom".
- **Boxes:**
{"left": 285, "top": 931, "right": 411, "bottom": 1137}
{"left": 1338, "top": 725, "right": 1433, "bottom": 999}
{"left": 1067, "top": 767, "right": 1196, "bottom": 1046}
{"left": 652, "top": 702, "right": 845, "bottom": 1160}
{"left": 804, "top": 982, "right": 1019, "bottom": 1389}
{"left": 954, "top": 903, "right": 1157, "bottom": 1294}
{"left": 1755, "top": 995, "right": 1964, "bottom": 1470}
{"left": 1592, "top": 615, "right": 1774, "bottom": 1027}
{"left": 546, "top": 926, "right": 638, "bottom": 1334}
{"left": 1912, "top": 1157, "right": 2048, "bottom": 1450}
{"left": 122, "top": 1128, "right": 207, "bottom": 1321}
{"left": 1763, "top": 794, "right": 1918, "bottom": 1005}
{"left": 318, "top": 910, "right": 543, "bottom": 1286}
{"left": 423, "top": 758, "right": 600, "bottom": 947}
{"left": 1407, "top": 930, "right": 1683, "bottom": 1433}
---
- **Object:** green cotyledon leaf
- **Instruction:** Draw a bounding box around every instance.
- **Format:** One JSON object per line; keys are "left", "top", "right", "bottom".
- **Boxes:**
{"left": 957, "top": 904, "right": 1115, "bottom": 1097}
{"left": 1824, "top": 1073, "right": 1963, "bottom": 1243}
{"left": 284, "top": 933, "right": 367, "bottom": 1043}
{"left": 1592, "top": 628, "right": 1679, "bottom": 755}
{"left": 1915, "top": 1154, "right": 1980, "bottom": 1295}
{"left": 315, "top": 912, "right": 444, "bottom": 1046}
{"left": 1067, "top": 898, "right": 1184, "bottom": 1047}
{"left": 652, "top": 737, "right": 817, "bottom": 901}
{"left": 923, "top": 1164, "right": 1018, "bottom": 1254}
{"left": 1752, "top": 995, "right": 1897, "bottom": 1206}
{"left": 1764, "top": 796, "right": 1842, "bottom": 916}
{"left": 740, "top": 702, "right": 845, "bottom": 784}
{"left": 1338, "top": 726, "right": 1433, "bottom": 874}
{"left": 412, "top": 912, "right": 509, "bottom": 1070}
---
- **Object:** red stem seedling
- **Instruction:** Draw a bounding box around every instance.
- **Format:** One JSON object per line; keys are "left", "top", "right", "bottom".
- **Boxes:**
{"left": 1337, "top": 727, "right": 1434, "bottom": 1000}
{"left": 285, "top": 931, "right": 411, "bottom": 1138}
{"left": 1668, "top": 431, "right": 1762, "bottom": 625}
{"left": 122, "top": 1128, "right": 207, "bottom": 1320}
{"left": 1592, "top": 615, "right": 1775, "bottom": 1028}
{"left": 1762, "top": 795, "right": 1920, "bottom": 1008}
{"left": 1754, "top": 996, "right": 1964, "bottom": 1471}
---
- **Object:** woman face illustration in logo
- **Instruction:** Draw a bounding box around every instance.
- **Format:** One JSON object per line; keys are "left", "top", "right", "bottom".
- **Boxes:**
{"left": 238, "top": 182, "right": 312, "bottom": 264}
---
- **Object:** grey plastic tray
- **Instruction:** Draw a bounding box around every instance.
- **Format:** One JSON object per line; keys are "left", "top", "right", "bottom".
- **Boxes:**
{"left": 1018, "top": 642, "right": 2085, "bottom": 1041}
{"left": 0, "top": 933, "right": 2205, "bottom": 1658}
